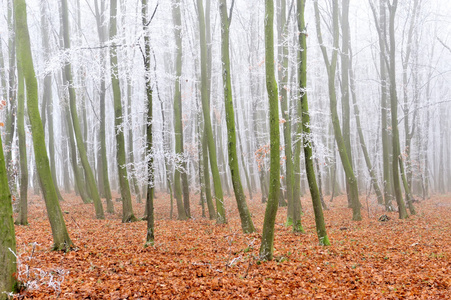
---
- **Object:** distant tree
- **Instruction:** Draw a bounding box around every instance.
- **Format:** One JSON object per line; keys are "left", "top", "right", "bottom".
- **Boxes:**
{"left": 195, "top": 0, "right": 226, "bottom": 223}
{"left": 172, "top": 0, "right": 189, "bottom": 221}
{"left": 94, "top": 0, "right": 115, "bottom": 214}
{"left": 260, "top": 0, "right": 281, "bottom": 261}
{"left": 314, "top": 0, "right": 361, "bottom": 221}
{"left": 61, "top": 0, "right": 104, "bottom": 219}
{"left": 15, "top": 0, "right": 73, "bottom": 250}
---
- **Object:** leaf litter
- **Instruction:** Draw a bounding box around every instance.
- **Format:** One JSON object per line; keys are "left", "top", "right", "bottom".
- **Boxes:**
{"left": 13, "top": 193, "right": 451, "bottom": 299}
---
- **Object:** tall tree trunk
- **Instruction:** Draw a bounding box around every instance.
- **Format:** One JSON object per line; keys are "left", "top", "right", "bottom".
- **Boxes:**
{"left": 218, "top": 0, "right": 255, "bottom": 233}
{"left": 41, "top": 0, "right": 64, "bottom": 202}
{"left": 142, "top": 0, "right": 155, "bottom": 246}
{"left": 15, "top": 0, "right": 73, "bottom": 250}
{"left": 195, "top": 0, "right": 226, "bottom": 223}
{"left": 94, "top": 0, "right": 114, "bottom": 214}
{"left": 260, "top": 0, "right": 281, "bottom": 261}
{"left": 341, "top": 0, "right": 354, "bottom": 207}
{"left": 371, "top": 0, "right": 394, "bottom": 210}
{"left": 314, "top": 0, "right": 361, "bottom": 221}
{"left": 172, "top": 0, "right": 189, "bottom": 221}
{"left": 109, "top": 0, "right": 137, "bottom": 222}
{"left": 387, "top": 0, "right": 408, "bottom": 219}
{"left": 297, "top": 0, "right": 329, "bottom": 244}
{"left": 0, "top": 114, "right": 17, "bottom": 298}
{"left": 277, "top": 0, "right": 295, "bottom": 225}
{"left": 61, "top": 0, "right": 104, "bottom": 219}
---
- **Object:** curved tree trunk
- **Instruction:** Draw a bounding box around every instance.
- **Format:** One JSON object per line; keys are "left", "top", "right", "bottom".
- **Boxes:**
{"left": 15, "top": 0, "right": 73, "bottom": 250}
{"left": 218, "top": 0, "right": 255, "bottom": 233}
{"left": 314, "top": 0, "right": 361, "bottom": 221}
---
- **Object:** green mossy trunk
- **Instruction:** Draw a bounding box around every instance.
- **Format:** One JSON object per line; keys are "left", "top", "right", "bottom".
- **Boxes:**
{"left": 218, "top": 0, "right": 255, "bottom": 234}
{"left": 298, "top": 0, "right": 329, "bottom": 244}
{"left": 172, "top": 0, "right": 188, "bottom": 221}
{"left": 195, "top": 0, "right": 226, "bottom": 224}
{"left": 314, "top": 0, "right": 361, "bottom": 221}
{"left": 15, "top": 63, "right": 28, "bottom": 226}
{"left": 0, "top": 130, "right": 17, "bottom": 299}
{"left": 61, "top": 0, "right": 104, "bottom": 219}
{"left": 109, "top": 0, "right": 137, "bottom": 223}
{"left": 15, "top": 0, "right": 73, "bottom": 251}
{"left": 260, "top": 0, "right": 280, "bottom": 261}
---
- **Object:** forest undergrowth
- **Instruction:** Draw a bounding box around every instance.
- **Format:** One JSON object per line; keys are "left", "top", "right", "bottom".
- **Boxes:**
{"left": 12, "top": 192, "right": 451, "bottom": 299}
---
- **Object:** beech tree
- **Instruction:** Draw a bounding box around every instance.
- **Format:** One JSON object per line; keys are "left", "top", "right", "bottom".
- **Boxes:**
{"left": 15, "top": 0, "right": 73, "bottom": 250}
{"left": 218, "top": 0, "right": 255, "bottom": 233}
{"left": 314, "top": 0, "right": 361, "bottom": 221}
{"left": 260, "top": 0, "right": 281, "bottom": 261}
{"left": 0, "top": 111, "right": 16, "bottom": 298}
{"left": 110, "top": 0, "right": 137, "bottom": 223}
{"left": 297, "top": 0, "right": 329, "bottom": 245}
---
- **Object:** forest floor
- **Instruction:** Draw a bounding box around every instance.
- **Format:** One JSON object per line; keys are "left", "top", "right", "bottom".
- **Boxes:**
{"left": 12, "top": 191, "right": 451, "bottom": 299}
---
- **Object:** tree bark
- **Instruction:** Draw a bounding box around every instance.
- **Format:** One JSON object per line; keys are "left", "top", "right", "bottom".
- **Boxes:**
{"left": 61, "top": 0, "right": 104, "bottom": 219}
{"left": 218, "top": 0, "right": 255, "bottom": 233}
{"left": 260, "top": 0, "right": 281, "bottom": 261}
{"left": 314, "top": 0, "right": 361, "bottom": 221}
{"left": 297, "top": 0, "right": 329, "bottom": 244}
{"left": 195, "top": 0, "right": 226, "bottom": 223}
{"left": 109, "top": 0, "right": 137, "bottom": 222}
{"left": 15, "top": 0, "right": 74, "bottom": 250}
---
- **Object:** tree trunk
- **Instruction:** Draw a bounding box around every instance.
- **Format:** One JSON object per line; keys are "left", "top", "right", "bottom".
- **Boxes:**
{"left": 41, "top": 0, "right": 64, "bottom": 202}
{"left": 172, "top": 0, "right": 189, "bottom": 221}
{"left": 94, "top": 0, "right": 114, "bottom": 214}
{"left": 0, "top": 120, "right": 17, "bottom": 298}
{"left": 195, "top": 0, "right": 226, "bottom": 224}
{"left": 260, "top": 0, "right": 281, "bottom": 261}
{"left": 142, "top": 0, "right": 155, "bottom": 246}
{"left": 218, "top": 0, "right": 255, "bottom": 233}
{"left": 15, "top": 0, "right": 73, "bottom": 250}
{"left": 297, "top": 0, "right": 329, "bottom": 244}
{"left": 387, "top": 0, "right": 408, "bottom": 219}
{"left": 61, "top": 0, "right": 104, "bottom": 219}
{"left": 314, "top": 0, "right": 361, "bottom": 221}
{"left": 109, "top": 0, "right": 137, "bottom": 222}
